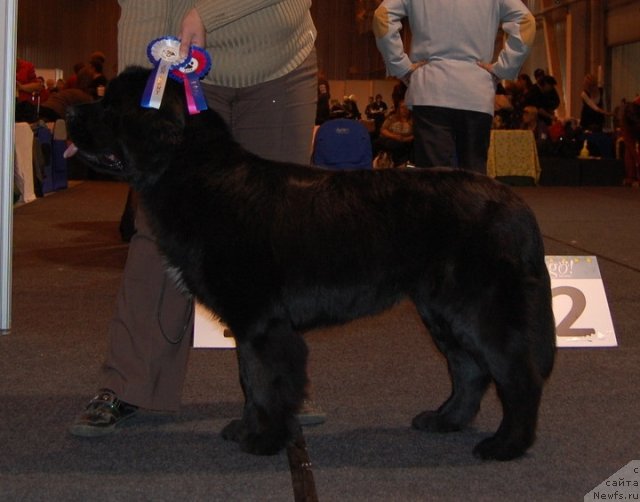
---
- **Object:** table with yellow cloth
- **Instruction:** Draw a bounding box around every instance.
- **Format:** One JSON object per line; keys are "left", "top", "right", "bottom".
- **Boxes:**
{"left": 486, "top": 129, "right": 541, "bottom": 183}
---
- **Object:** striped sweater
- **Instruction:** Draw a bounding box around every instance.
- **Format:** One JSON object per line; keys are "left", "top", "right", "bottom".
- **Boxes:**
{"left": 117, "top": 0, "right": 316, "bottom": 88}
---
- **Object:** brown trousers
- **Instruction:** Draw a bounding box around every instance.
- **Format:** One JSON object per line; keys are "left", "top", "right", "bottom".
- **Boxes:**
{"left": 102, "top": 52, "right": 317, "bottom": 410}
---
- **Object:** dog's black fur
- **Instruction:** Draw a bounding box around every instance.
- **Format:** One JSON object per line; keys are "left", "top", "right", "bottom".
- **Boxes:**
{"left": 67, "top": 67, "right": 555, "bottom": 461}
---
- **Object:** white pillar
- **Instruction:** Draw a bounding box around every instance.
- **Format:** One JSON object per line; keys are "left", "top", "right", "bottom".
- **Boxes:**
{"left": 1, "top": 0, "right": 18, "bottom": 334}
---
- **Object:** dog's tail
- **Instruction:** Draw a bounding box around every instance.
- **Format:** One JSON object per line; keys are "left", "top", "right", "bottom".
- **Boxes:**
{"left": 524, "top": 217, "right": 556, "bottom": 381}
{"left": 531, "top": 268, "right": 556, "bottom": 380}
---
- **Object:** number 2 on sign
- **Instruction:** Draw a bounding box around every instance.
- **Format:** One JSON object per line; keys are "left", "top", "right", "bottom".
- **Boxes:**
{"left": 552, "top": 286, "right": 596, "bottom": 337}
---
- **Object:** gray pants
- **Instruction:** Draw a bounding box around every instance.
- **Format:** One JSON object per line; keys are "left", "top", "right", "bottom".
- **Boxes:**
{"left": 102, "top": 52, "right": 317, "bottom": 411}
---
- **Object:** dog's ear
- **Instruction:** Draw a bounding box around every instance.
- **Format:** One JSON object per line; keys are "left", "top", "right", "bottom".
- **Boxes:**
{"left": 103, "top": 68, "right": 187, "bottom": 167}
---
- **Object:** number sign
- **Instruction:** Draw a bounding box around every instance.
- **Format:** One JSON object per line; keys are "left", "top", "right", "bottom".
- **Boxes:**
{"left": 546, "top": 256, "right": 617, "bottom": 347}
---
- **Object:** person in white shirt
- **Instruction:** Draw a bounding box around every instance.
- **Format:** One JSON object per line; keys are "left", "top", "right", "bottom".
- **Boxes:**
{"left": 373, "top": 0, "right": 535, "bottom": 173}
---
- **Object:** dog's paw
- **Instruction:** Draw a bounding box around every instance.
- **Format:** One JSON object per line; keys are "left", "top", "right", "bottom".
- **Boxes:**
{"left": 411, "top": 410, "right": 463, "bottom": 433}
{"left": 220, "top": 419, "right": 288, "bottom": 456}
{"left": 220, "top": 419, "right": 245, "bottom": 443}
{"left": 239, "top": 431, "right": 287, "bottom": 456}
{"left": 472, "top": 435, "right": 529, "bottom": 461}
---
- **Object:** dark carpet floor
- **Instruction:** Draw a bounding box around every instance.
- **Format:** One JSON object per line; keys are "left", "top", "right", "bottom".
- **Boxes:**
{"left": 1, "top": 181, "right": 639, "bottom": 501}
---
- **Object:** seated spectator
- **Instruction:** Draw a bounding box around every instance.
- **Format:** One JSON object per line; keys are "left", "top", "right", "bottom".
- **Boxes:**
{"left": 520, "top": 105, "right": 548, "bottom": 141}
{"left": 39, "top": 88, "right": 93, "bottom": 122}
{"left": 547, "top": 117, "right": 565, "bottom": 143}
{"left": 77, "top": 53, "right": 108, "bottom": 99}
{"left": 66, "top": 62, "right": 86, "bottom": 89}
{"left": 36, "top": 77, "right": 50, "bottom": 103}
{"left": 375, "top": 100, "right": 414, "bottom": 167}
{"left": 494, "top": 83, "right": 513, "bottom": 129}
{"left": 365, "top": 93, "right": 388, "bottom": 134}
{"left": 342, "top": 95, "right": 361, "bottom": 120}
{"left": 329, "top": 99, "right": 346, "bottom": 119}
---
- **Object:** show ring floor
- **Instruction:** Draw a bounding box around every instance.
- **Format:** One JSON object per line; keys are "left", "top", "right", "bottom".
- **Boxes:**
{"left": 2, "top": 181, "right": 639, "bottom": 501}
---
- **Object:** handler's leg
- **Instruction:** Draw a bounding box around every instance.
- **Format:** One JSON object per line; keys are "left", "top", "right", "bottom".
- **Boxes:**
{"left": 205, "top": 51, "right": 318, "bottom": 165}
{"left": 70, "top": 205, "right": 194, "bottom": 437}
{"left": 412, "top": 105, "right": 457, "bottom": 168}
{"left": 452, "top": 110, "right": 493, "bottom": 174}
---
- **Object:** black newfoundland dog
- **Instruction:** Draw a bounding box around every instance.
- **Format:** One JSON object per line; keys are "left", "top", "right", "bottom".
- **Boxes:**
{"left": 66, "top": 67, "right": 555, "bottom": 461}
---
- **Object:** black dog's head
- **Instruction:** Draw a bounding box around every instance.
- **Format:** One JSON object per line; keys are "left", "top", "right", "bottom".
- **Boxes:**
{"left": 66, "top": 66, "right": 187, "bottom": 187}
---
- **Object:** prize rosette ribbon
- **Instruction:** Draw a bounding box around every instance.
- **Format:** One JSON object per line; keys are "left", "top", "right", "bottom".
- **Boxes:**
{"left": 141, "top": 37, "right": 189, "bottom": 109}
{"left": 170, "top": 46, "right": 212, "bottom": 114}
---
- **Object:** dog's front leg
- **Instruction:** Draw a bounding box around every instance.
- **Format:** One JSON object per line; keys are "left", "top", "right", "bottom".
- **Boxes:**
{"left": 221, "top": 320, "right": 308, "bottom": 456}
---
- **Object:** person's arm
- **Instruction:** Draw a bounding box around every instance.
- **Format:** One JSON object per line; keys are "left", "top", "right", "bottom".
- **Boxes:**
{"left": 372, "top": 0, "right": 412, "bottom": 79}
{"left": 17, "top": 81, "right": 43, "bottom": 95}
{"left": 581, "top": 90, "right": 610, "bottom": 115}
{"left": 178, "top": 1, "right": 287, "bottom": 57}
{"left": 484, "top": 0, "right": 536, "bottom": 80}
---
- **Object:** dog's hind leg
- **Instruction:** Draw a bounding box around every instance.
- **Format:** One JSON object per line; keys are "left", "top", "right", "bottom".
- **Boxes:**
{"left": 412, "top": 311, "right": 491, "bottom": 433}
{"left": 221, "top": 319, "right": 308, "bottom": 456}
{"left": 471, "top": 270, "right": 553, "bottom": 461}
{"left": 471, "top": 350, "right": 543, "bottom": 461}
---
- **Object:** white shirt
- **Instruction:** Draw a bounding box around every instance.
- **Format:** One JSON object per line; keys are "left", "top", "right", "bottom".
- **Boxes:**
{"left": 373, "top": 0, "right": 535, "bottom": 115}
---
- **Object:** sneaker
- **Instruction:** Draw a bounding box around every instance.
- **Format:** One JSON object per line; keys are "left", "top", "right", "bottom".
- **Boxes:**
{"left": 296, "top": 399, "right": 326, "bottom": 426}
{"left": 69, "top": 388, "right": 138, "bottom": 437}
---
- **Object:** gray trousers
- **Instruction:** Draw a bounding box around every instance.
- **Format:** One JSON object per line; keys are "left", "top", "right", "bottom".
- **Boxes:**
{"left": 102, "top": 52, "right": 317, "bottom": 411}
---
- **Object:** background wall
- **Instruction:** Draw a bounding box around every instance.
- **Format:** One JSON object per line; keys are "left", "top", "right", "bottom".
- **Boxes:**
{"left": 15, "top": 0, "right": 640, "bottom": 120}
{"left": 17, "top": 0, "right": 119, "bottom": 79}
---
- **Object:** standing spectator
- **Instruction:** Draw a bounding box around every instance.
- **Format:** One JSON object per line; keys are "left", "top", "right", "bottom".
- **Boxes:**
{"left": 524, "top": 74, "right": 560, "bottom": 127}
{"left": 315, "top": 75, "right": 331, "bottom": 125}
{"left": 613, "top": 98, "right": 628, "bottom": 130}
{"left": 524, "top": 75, "right": 560, "bottom": 127}
{"left": 579, "top": 73, "right": 612, "bottom": 132}
{"left": 373, "top": 0, "right": 535, "bottom": 173}
{"left": 622, "top": 96, "right": 640, "bottom": 186}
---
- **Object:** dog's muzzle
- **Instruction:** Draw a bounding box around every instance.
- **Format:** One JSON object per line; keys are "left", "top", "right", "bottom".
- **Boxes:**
{"left": 64, "top": 143, "right": 128, "bottom": 176}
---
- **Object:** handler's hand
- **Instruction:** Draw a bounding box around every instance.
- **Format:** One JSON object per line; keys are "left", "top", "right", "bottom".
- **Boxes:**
{"left": 401, "top": 60, "right": 427, "bottom": 85}
{"left": 477, "top": 61, "right": 501, "bottom": 84}
{"left": 179, "top": 8, "right": 206, "bottom": 59}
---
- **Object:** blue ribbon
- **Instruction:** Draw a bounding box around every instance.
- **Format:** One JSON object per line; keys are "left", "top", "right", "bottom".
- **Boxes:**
{"left": 141, "top": 37, "right": 188, "bottom": 109}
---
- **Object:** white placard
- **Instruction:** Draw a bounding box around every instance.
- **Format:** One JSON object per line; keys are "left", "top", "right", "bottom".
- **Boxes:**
{"left": 193, "top": 302, "right": 236, "bottom": 348}
{"left": 546, "top": 256, "right": 617, "bottom": 347}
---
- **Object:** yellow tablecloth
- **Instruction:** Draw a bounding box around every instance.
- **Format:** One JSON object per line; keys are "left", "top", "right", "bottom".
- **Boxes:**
{"left": 486, "top": 129, "right": 541, "bottom": 182}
